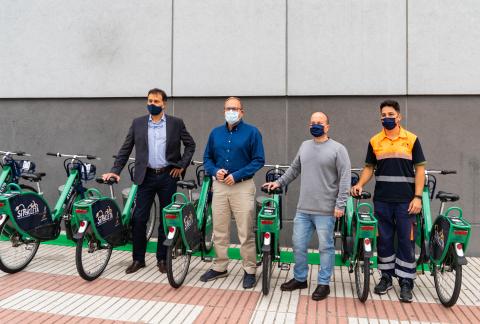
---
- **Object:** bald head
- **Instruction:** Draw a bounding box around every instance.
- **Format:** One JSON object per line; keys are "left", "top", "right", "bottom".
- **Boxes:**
{"left": 310, "top": 112, "right": 329, "bottom": 125}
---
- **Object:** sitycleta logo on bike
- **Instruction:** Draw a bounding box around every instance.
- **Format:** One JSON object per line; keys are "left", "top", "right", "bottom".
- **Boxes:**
{"left": 95, "top": 206, "right": 114, "bottom": 226}
{"left": 15, "top": 201, "right": 40, "bottom": 219}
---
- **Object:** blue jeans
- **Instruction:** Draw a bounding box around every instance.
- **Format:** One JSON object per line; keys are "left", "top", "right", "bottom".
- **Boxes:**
{"left": 292, "top": 212, "right": 336, "bottom": 285}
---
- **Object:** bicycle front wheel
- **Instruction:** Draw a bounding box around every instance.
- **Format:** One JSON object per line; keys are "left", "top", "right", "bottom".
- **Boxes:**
{"left": 166, "top": 232, "right": 191, "bottom": 288}
{"left": 0, "top": 220, "right": 40, "bottom": 273}
{"left": 433, "top": 246, "right": 462, "bottom": 307}
{"left": 75, "top": 224, "right": 112, "bottom": 281}
{"left": 354, "top": 256, "right": 370, "bottom": 302}
{"left": 262, "top": 247, "right": 273, "bottom": 295}
{"left": 202, "top": 204, "right": 214, "bottom": 253}
{"left": 146, "top": 199, "right": 157, "bottom": 242}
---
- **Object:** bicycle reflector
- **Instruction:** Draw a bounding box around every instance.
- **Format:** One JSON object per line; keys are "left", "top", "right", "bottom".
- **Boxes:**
{"left": 169, "top": 227, "right": 175, "bottom": 233}
{"left": 165, "top": 214, "right": 177, "bottom": 219}
{"left": 80, "top": 221, "right": 86, "bottom": 227}
{"left": 75, "top": 209, "right": 88, "bottom": 214}
{"left": 264, "top": 232, "right": 270, "bottom": 239}
{"left": 454, "top": 230, "right": 468, "bottom": 236}
{"left": 0, "top": 202, "right": 4, "bottom": 207}
{"left": 361, "top": 225, "right": 374, "bottom": 231}
{"left": 261, "top": 220, "right": 273, "bottom": 225}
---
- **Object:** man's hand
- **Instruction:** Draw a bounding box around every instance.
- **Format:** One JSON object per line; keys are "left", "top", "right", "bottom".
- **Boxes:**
{"left": 262, "top": 182, "right": 280, "bottom": 191}
{"left": 170, "top": 167, "right": 184, "bottom": 178}
{"left": 408, "top": 197, "right": 422, "bottom": 214}
{"left": 334, "top": 208, "right": 344, "bottom": 218}
{"left": 216, "top": 169, "right": 228, "bottom": 181}
{"left": 351, "top": 184, "right": 363, "bottom": 196}
{"left": 224, "top": 174, "right": 235, "bottom": 186}
{"left": 102, "top": 172, "right": 120, "bottom": 182}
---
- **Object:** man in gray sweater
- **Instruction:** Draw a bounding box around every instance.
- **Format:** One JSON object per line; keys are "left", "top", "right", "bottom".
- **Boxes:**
{"left": 264, "top": 112, "right": 351, "bottom": 301}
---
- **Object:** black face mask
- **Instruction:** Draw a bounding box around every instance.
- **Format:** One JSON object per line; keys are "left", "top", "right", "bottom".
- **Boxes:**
{"left": 382, "top": 117, "right": 397, "bottom": 130}
{"left": 147, "top": 104, "right": 163, "bottom": 116}
{"left": 310, "top": 124, "right": 325, "bottom": 137}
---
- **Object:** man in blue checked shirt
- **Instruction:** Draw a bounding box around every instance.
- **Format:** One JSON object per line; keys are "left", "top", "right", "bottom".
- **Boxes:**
{"left": 200, "top": 96, "right": 265, "bottom": 289}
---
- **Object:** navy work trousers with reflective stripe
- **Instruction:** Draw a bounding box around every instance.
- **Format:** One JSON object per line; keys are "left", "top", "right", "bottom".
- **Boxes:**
{"left": 375, "top": 201, "right": 417, "bottom": 286}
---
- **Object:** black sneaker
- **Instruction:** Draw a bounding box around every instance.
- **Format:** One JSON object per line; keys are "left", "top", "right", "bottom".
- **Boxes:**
{"left": 280, "top": 278, "right": 308, "bottom": 291}
{"left": 243, "top": 271, "right": 256, "bottom": 289}
{"left": 399, "top": 282, "right": 413, "bottom": 303}
{"left": 312, "top": 285, "right": 330, "bottom": 301}
{"left": 374, "top": 275, "right": 393, "bottom": 295}
{"left": 200, "top": 269, "right": 228, "bottom": 282}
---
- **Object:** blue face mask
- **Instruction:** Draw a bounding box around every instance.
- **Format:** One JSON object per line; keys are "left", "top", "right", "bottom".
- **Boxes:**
{"left": 310, "top": 124, "right": 325, "bottom": 137}
{"left": 382, "top": 117, "right": 397, "bottom": 130}
{"left": 147, "top": 104, "right": 163, "bottom": 116}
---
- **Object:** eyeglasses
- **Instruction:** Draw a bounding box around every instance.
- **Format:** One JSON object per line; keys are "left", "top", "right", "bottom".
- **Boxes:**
{"left": 225, "top": 107, "right": 242, "bottom": 112}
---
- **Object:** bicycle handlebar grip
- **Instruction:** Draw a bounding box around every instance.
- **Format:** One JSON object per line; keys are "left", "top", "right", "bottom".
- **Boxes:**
{"left": 261, "top": 186, "right": 283, "bottom": 195}
{"left": 46, "top": 152, "right": 59, "bottom": 157}
{"left": 441, "top": 170, "right": 457, "bottom": 175}
{"left": 112, "top": 155, "right": 117, "bottom": 159}
{"left": 15, "top": 151, "right": 26, "bottom": 156}
{"left": 86, "top": 155, "right": 97, "bottom": 160}
{"left": 95, "top": 177, "right": 117, "bottom": 185}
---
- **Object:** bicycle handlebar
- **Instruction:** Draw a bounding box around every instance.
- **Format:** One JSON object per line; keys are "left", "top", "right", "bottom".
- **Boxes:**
{"left": 425, "top": 170, "right": 457, "bottom": 175}
{"left": 95, "top": 177, "right": 118, "bottom": 185}
{"left": 47, "top": 152, "right": 99, "bottom": 160}
{"left": 264, "top": 164, "right": 290, "bottom": 169}
{"left": 112, "top": 155, "right": 135, "bottom": 161}
{"left": 0, "top": 150, "right": 30, "bottom": 157}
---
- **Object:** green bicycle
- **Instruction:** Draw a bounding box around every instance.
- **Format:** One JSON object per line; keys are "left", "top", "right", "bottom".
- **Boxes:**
{"left": 335, "top": 169, "right": 377, "bottom": 302}
{"left": 72, "top": 156, "right": 158, "bottom": 281}
{"left": 256, "top": 164, "right": 290, "bottom": 295}
{"left": 416, "top": 169, "right": 471, "bottom": 307}
{"left": 162, "top": 161, "right": 214, "bottom": 288}
{"left": 0, "top": 152, "right": 99, "bottom": 273}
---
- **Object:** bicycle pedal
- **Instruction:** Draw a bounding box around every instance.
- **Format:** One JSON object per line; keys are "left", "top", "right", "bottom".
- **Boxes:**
{"left": 279, "top": 263, "right": 290, "bottom": 270}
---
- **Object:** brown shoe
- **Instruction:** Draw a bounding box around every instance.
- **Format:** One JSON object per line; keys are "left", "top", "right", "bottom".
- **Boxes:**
{"left": 280, "top": 278, "right": 308, "bottom": 291}
{"left": 157, "top": 260, "right": 167, "bottom": 274}
{"left": 125, "top": 261, "right": 145, "bottom": 274}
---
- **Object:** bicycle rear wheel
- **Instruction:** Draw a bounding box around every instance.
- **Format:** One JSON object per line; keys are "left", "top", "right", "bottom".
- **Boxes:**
{"left": 75, "top": 224, "right": 112, "bottom": 281}
{"left": 433, "top": 246, "right": 462, "bottom": 307}
{"left": 0, "top": 220, "right": 40, "bottom": 273}
{"left": 262, "top": 246, "right": 273, "bottom": 295}
{"left": 166, "top": 232, "right": 191, "bottom": 288}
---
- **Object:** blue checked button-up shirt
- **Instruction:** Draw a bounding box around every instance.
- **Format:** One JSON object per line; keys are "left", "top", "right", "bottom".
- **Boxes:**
{"left": 204, "top": 120, "right": 265, "bottom": 182}
{"left": 147, "top": 114, "right": 168, "bottom": 168}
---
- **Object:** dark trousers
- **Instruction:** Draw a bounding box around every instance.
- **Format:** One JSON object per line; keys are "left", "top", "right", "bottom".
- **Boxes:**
{"left": 375, "top": 201, "right": 417, "bottom": 287}
{"left": 132, "top": 171, "right": 177, "bottom": 263}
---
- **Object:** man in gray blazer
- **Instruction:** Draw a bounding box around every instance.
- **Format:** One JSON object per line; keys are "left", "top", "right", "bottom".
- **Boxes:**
{"left": 103, "top": 88, "right": 195, "bottom": 274}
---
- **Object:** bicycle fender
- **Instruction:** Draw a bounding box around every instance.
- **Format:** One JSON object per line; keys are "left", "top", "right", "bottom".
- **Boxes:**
{"left": 0, "top": 213, "right": 8, "bottom": 226}
{"left": 262, "top": 243, "right": 271, "bottom": 253}
{"left": 455, "top": 242, "right": 468, "bottom": 265}
{"left": 73, "top": 220, "right": 88, "bottom": 240}
{"left": 163, "top": 227, "right": 177, "bottom": 246}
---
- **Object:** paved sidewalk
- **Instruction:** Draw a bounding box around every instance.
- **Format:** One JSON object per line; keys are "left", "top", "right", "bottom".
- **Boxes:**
{"left": 0, "top": 244, "right": 479, "bottom": 323}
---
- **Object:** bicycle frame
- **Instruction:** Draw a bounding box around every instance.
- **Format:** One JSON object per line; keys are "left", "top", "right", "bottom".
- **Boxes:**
{"left": 162, "top": 176, "right": 212, "bottom": 253}
{"left": 256, "top": 196, "right": 281, "bottom": 259}
{"left": 73, "top": 181, "right": 137, "bottom": 246}
{"left": 418, "top": 170, "right": 471, "bottom": 267}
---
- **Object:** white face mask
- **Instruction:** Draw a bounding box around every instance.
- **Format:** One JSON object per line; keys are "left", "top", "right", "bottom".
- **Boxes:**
{"left": 225, "top": 110, "right": 240, "bottom": 124}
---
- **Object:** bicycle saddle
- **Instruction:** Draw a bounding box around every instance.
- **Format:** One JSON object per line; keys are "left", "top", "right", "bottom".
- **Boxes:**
{"left": 177, "top": 180, "right": 197, "bottom": 190}
{"left": 436, "top": 191, "right": 459, "bottom": 202}
{"left": 21, "top": 172, "right": 46, "bottom": 182}
{"left": 352, "top": 191, "right": 371, "bottom": 200}
{"left": 261, "top": 186, "right": 283, "bottom": 195}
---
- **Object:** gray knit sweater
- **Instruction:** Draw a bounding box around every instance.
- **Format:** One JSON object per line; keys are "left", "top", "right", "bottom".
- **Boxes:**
{"left": 277, "top": 138, "right": 351, "bottom": 215}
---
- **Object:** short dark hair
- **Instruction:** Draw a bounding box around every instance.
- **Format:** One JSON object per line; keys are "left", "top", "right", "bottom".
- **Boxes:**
{"left": 147, "top": 88, "right": 168, "bottom": 102}
{"left": 380, "top": 100, "right": 400, "bottom": 112}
